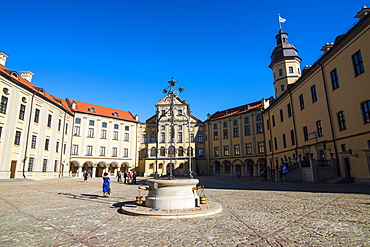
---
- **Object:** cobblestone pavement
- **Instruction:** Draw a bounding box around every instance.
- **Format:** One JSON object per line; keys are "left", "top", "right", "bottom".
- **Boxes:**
{"left": 0, "top": 176, "right": 369, "bottom": 247}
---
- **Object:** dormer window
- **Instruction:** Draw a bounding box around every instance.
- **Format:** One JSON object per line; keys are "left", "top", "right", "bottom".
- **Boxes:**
{"left": 11, "top": 71, "right": 18, "bottom": 78}
{"left": 88, "top": 107, "right": 95, "bottom": 112}
{"left": 112, "top": 112, "right": 118, "bottom": 117}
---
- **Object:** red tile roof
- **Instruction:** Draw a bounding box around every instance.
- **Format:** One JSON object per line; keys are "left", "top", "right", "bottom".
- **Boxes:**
{"left": 68, "top": 99, "right": 138, "bottom": 122}
{"left": 0, "top": 64, "right": 74, "bottom": 115}
{"left": 209, "top": 100, "right": 263, "bottom": 121}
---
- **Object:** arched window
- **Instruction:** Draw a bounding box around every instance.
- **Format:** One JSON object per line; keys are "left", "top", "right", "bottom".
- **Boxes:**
{"left": 178, "top": 146, "right": 184, "bottom": 156}
{"left": 88, "top": 107, "right": 95, "bottom": 112}
{"left": 160, "top": 146, "right": 165, "bottom": 156}
{"left": 187, "top": 146, "right": 193, "bottom": 156}
{"left": 150, "top": 147, "right": 156, "bottom": 157}
{"left": 168, "top": 145, "right": 175, "bottom": 157}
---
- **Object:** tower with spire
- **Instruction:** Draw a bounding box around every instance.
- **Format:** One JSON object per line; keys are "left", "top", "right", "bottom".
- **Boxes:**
{"left": 269, "top": 29, "right": 302, "bottom": 98}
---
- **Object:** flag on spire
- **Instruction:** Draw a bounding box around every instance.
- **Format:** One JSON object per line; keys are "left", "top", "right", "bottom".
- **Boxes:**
{"left": 279, "top": 16, "right": 286, "bottom": 23}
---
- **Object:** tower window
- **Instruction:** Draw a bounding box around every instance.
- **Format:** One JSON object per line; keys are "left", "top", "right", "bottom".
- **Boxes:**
{"left": 281, "top": 84, "right": 285, "bottom": 92}
{"left": 279, "top": 69, "right": 283, "bottom": 76}
{"left": 289, "top": 67, "right": 293, "bottom": 73}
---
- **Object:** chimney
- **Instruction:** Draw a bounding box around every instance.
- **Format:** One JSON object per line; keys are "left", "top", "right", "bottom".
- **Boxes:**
{"left": 135, "top": 115, "right": 139, "bottom": 121}
{"left": 0, "top": 52, "right": 9, "bottom": 66}
{"left": 20, "top": 71, "right": 34, "bottom": 82}
{"left": 71, "top": 102, "right": 77, "bottom": 110}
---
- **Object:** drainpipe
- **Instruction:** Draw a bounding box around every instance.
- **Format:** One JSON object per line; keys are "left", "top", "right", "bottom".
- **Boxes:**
{"left": 22, "top": 91, "right": 36, "bottom": 178}
{"left": 318, "top": 61, "right": 341, "bottom": 176}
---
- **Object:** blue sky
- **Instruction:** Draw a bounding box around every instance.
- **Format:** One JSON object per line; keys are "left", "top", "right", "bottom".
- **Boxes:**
{"left": 2, "top": 1, "right": 365, "bottom": 121}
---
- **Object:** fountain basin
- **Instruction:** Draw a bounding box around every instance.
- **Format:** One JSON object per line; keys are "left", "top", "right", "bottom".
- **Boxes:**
{"left": 145, "top": 178, "right": 199, "bottom": 209}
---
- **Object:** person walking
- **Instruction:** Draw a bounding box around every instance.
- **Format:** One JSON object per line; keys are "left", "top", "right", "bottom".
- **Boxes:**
{"left": 117, "top": 171, "right": 122, "bottom": 183}
{"left": 83, "top": 171, "right": 88, "bottom": 182}
{"left": 123, "top": 171, "right": 127, "bottom": 184}
{"left": 132, "top": 171, "right": 137, "bottom": 184}
{"left": 127, "top": 172, "right": 132, "bottom": 184}
{"left": 102, "top": 172, "right": 111, "bottom": 197}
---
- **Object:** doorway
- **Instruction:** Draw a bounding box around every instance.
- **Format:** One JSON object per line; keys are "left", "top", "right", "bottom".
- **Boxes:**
{"left": 343, "top": 157, "right": 352, "bottom": 178}
{"left": 10, "top": 161, "right": 17, "bottom": 178}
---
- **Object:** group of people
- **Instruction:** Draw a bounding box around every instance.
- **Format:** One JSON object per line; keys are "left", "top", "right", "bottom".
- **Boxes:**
{"left": 116, "top": 171, "right": 137, "bottom": 184}
{"left": 236, "top": 165, "right": 290, "bottom": 182}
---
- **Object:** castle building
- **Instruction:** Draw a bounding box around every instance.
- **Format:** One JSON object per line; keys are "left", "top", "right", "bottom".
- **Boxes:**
{"left": 0, "top": 6, "right": 369, "bottom": 182}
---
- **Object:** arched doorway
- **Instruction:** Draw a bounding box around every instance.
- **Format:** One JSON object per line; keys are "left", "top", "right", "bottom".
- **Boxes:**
{"left": 70, "top": 161, "right": 80, "bottom": 177}
{"left": 96, "top": 162, "right": 107, "bottom": 177}
{"left": 212, "top": 161, "right": 221, "bottom": 175}
{"left": 257, "top": 158, "right": 267, "bottom": 175}
{"left": 233, "top": 159, "right": 243, "bottom": 176}
{"left": 244, "top": 159, "right": 255, "bottom": 176}
{"left": 82, "top": 161, "right": 94, "bottom": 177}
{"left": 223, "top": 160, "right": 231, "bottom": 175}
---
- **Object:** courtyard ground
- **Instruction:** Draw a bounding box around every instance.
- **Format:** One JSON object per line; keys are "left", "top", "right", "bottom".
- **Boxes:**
{"left": 0, "top": 176, "right": 369, "bottom": 246}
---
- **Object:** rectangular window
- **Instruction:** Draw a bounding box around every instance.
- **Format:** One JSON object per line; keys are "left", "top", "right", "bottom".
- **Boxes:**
{"left": 256, "top": 115, "right": 262, "bottom": 121}
{"left": 223, "top": 129, "right": 228, "bottom": 139}
{"left": 281, "top": 84, "right": 285, "bottom": 92}
{"left": 0, "top": 126, "right": 2, "bottom": 140}
{"left": 282, "top": 133, "right": 287, "bottom": 148}
{"left": 86, "top": 145, "right": 93, "bottom": 155}
{"left": 28, "top": 157, "right": 35, "bottom": 172}
{"left": 31, "top": 135, "right": 37, "bottom": 148}
{"left": 279, "top": 69, "right": 283, "bottom": 76}
{"left": 42, "top": 159, "right": 48, "bottom": 172}
{"left": 316, "top": 120, "right": 323, "bottom": 137}
{"left": 72, "top": 144, "right": 79, "bottom": 155}
{"left": 223, "top": 122, "right": 228, "bottom": 128}
{"left": 214, "top": 131, "right": 218, "bottom": 140}
{"left": 311, "top": 85, "right": 318, "bottom": 103}
{"left": 101, "top": 129, "right": 107, "bottom": 139}
{"left": 63, "top": 143, "right": 66, "bottom": 154}
{"left": 244, "top": 125, "right": 250, "bottom": 135}
{"left": 65, "top": 123, "right": 68, "bottom": 134}
{"left": 290, "top": 130, "right": 295, "bottom": 146}
{"left": 352, "top": 50, "right": 365, "bottom": 76}
{"left": 299, "top": 94, "right": 305, "bottom": 110}
{"left": 245, "top": 117, "right": 249, "bottom": 123}
{"left": 337, "top": 111, "right": 346, "bottom": 131}
{"left": 14, "top": 131, "right": 21, "bottom": 145}
{"left": 233, "top": 127, "right": 239, "bottom": 137}
{"left": 190, "top": 134, "right": 195, "bottom": 142}
{"left": 19, "top": 104, "right": 26, "bottom": 120}
{"left": 233, "top": 120, "right": 238, "bottom": 126}
{"left": 34, "top": 109, "right": 40, "bottom": 123}
{"left": 361, "top": 101, "right": 370, "bottom": 124}
{"left": 112, "top": 147, "right": 118, "bottom": 157}
{"left": 330, "top": 69, "right": 340, "bottom": 90}
{"left": 0, "top": 96, "right": 8, "bottom": 114}
{"left": 74, "top": 126, "right": 81, "bottom": 136}
{"left": 272, "top": 115, "right": 275, "bottom": 127}
{"left": 89, "top": 120, "right": 95, "bottom": 126}
{"left": 56, "top": 141, "right": 59, "bottom": 152}
{"left": 258, "top": 142, "right": 265, "bottom": 154}
{"left": 223, "top": 146, "right": 229, "bottom": 156}
{"left": 287, "top": 103, "right": 292, "bottom": 117}
{"left": 160, "top": 132, "right": 165, "bottom": 143}
{"left": 245, "top": 143, "right": 252, "bottom": 155}
{"left": 234, "top": 144, "right": 240, "bottom": 155}
{"left": 289, "top": 66, "right": 293, "bottom": 73}
{"left": 268, "top": 140, "right": 272, "bottom": 152}
{"left": 75, "top": 118, "right": 81, "bottom": 124}
{"left": 150, "top": 134, "right": 156, "bottom": 143}
{"left": 178, "top": 125, "right": 182, "bottom": 130}
{"left": 123, "top": 148, "right": 129, "bottom": 157}
{"left": 58, "top": 119, "right": 62, "bottom": 131}
{"left": 102, "top": 122, "right": 107, "bottom": 128}
{"left": 303, "top": 126, "right": 309, "bottom": 141}
{"left": 256, "top": 123, "right": 263, "bottom": 133}
{"left": 266, "top": 119, "right": 270, "bottom": 130}
{"left": 124, "top": 133, "right": 129, "bottom": 141}
{"left": 54, "top": 160, "right": 58, "bottom": 172}
{"left": 100, "top": 146, "right": 106, "bottom": 156}
{"left": 113, "top": 131, "right": 119, "bottom": 140}
{"left": 178, "top": 109, "right": 183, "bottom": 115}
{"left": 214, "top": 147, "right": 219, "bottom": 157}
{"left": 114, "top": 124, "right": 119, "bottom": 129}
{"left": 274, "top": 137, "right": 278, "bottom": 150}
{"left": 142, "top": 134, "right": 147, "bottom": 143}
{"left": 198, "top": 148, "right": 204, "bottom": 157}
{"left": 45, "top": 138, "right": 50, "bottom": 150}
{"left": 213, "top": 124, "right": 218, "bottom": 129}
{"left": 280, "top": 109, "right": 284, "bottom": 122}
{"left": 178, "top": 132, "right": 182, "bottom": 142}
{"left": 88, "top": 128, "right": 94, "bottom": 137}
{"left": 125, "top": 126, "right": 129, "bottom": 131}
{"left": 198, "top": 133, "right": 203, "bottom": 143}
{"left": 47, "top": 114, "right": 52, "bottom": 128}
